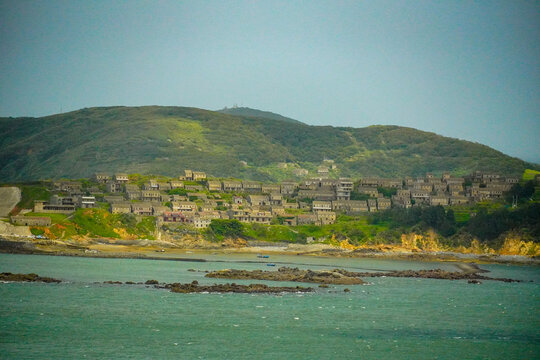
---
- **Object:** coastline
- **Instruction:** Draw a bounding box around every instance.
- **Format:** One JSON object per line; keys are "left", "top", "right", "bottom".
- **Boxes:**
{"left": 1, "top": 236, "right": 538, "bottom": 265}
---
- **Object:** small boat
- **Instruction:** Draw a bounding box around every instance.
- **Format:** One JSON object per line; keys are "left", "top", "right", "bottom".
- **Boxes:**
{"left": 266, "top": 263, "right": 276, "bottom": 267}
{"left": 257, "top": 255, "right": 269, "bottom": 258}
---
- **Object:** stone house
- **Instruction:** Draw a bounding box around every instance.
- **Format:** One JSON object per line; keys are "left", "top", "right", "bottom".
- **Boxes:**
{"left": 404, "top": 177, "right": 415, "bottom": 186}
{"left": 449, "top": 196, "right": 469, "bottom": 205}
{"left": 281, "top": 216, "right": 297, "bottom": 226}
{"left": 448, "top": 184, "right": 463, "bottom": 195}
{"left": 282, "top": 202, "right": 299, "bottom": 209}
{"left": 316, "top": 211, "right": 336, "bottom": 225}
{"left": 378, "top": 178, "right": 402, "bottom": 189}
{"left": 207, "top": 181, "right": 222, "bottom": 192}
{"left": 11, "top": 215, "right": 51, "bottom": 227}
{"left": 171, "top": 201, "right": 197, "bottom": 213}
{"left": 331, "top": 200, "right": 349, "bottom": 212}
{"left": 125, "top": 190, "right": 141, "bottom": 200}
{"left": 228, "top": 208, "right": 251, "bottom": 222}
{"left": 268, "top": 193, "right": 283, "bottom": 206}
{"left": 78, "top": 196, "right": 96, "bottom": 208}
{"left": 410, "top": 190, "right": 430, "bottom": 204}
{"left": 376, "top": 198, "right": 391, "bottom": 210}
{"left": 432, "top": 183, "right": 447, "bottom": 193}
{"left": 54, "top": 181, "right": 82, "bottom": 194}
{"left": 445, "top": 177, "right": 465, "bottom": 185}
{"left": 413, "top": 183, "right": 433, "bottom": 192}
{"left": 357, "top": 187, "right": 379, "bottom": 198}
{"left": 141, "top": 190, "right": 161, "bottom": 202}
{"left": 429, "top": 195, "right": 449, "bottom": 206}
{"left": 242, "top": 181, "right": 262, "bottom": 193}
{"left": 317, "top": 166, "right": 329, "bottom": 177}
{"left": 233, "top": 196, "right": 244, "bottom": 205}
{"left": 396, "top": 189, "right": 411, "bottom": 198}
{"left": 132, "top": 203, "right": 153, "bottom": 216}
{"left": 200, "top": 204, "right": 214, "bottom": 212}
{"left": 312, "top": 200, "right": 332, "bottom": 212}
{"left": 248, "top": 195, "right": 268, "bottom": 206}
{"left": 348, "top": 200, "right": 369, "bottom": 213}
{"left": 185, "top": 185, "right": 204, "bottom": 192}
{"left": 391, "top": 195, "right": 412, "bottom": 208}
{"left": 222, "top": 180, "right": 243, "bottom": 192}
{"left": 169, "top": 180, "right": 184, "bottom": 189}
{"left": 114, "top": 174, "right": 129, "bottom": 183}
{"left": 270, "top": 206, "right": 286, "bottom": 216}
{"left": 193, "top": 171, "right": 207, "bottom": 181}
{"left": 93, "top": 173, "right": 110, "bottom": 183}
{"left": 360, "top": 177, "right": 380, "bottom": 187}
{"left": 110, "top": 202, "right": 132, "bottom": 214}
{"left": 336, "top": 178, "right": 354, "bottom": 200}
{"left": 280, "top": 181, "right": 298, "bottom": 195}
{"left": 367, "top": 199, "right": 378, "bottom": 212}
{"left": 297, "top": 213, "right": 318, "bottom": 225}
{"left": 106, "top": 180, "right": 121, "bottom": 193}
{"left": 248, "top": 210, "right": 273, "bottom": 224}
{"left": 152, "top": 206, "right": 170, "bottom": 216}
{"left": 34, "top": 200, "right": 75, "bottom": 214}
{"left": 184, "top": 169, "right": 193, "bottom": 180}
{"left": 261, "top": 184, "right": 280, "bottom": 194}
{"left": 293, "top": 168, "right": 308, "bottom": 177}
{"left": 192, "top": 217, "right": 212, "bottom": 229}
{"left": 157, "top": 182, "right": 172, "bottom": 191}
{"left": 104, "top": 195, "right": 125, "bottom": 203}
{"left": 162, "top": 212, "right": 187, "bottom": 223}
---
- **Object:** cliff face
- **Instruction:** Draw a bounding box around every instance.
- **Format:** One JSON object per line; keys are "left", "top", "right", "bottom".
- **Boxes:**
{"left": 400, "top": 231, "right": 540, "bottom": 256}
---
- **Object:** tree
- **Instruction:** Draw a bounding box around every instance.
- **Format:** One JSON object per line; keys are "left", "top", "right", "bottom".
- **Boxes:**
{"left": 208, "top": 219, "right": 245, "bottom": 239}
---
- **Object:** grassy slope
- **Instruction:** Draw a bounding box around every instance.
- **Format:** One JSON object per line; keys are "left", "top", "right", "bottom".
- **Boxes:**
{"left": 1, "top": 106, "right": 536, "bottom": 182}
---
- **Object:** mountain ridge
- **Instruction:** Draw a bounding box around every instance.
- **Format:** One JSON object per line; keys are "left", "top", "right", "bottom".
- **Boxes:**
{"left": 0, "top": 105, "right": 536, "bottom": 182}
{"left": 217, "top": 106, "right": 304, "bottom": 125}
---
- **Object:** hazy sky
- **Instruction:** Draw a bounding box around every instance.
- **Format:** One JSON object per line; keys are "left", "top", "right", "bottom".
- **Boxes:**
{"left": 1, "top": 1, "right": 539, "bottom": 163}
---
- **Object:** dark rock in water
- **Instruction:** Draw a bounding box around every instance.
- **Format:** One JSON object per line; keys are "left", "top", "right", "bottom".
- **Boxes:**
{"left": 344, "top": 288, "right": 350, "bottom": 292}
{"left": 0, "top": 272, "right": 61, "bottom": 283}
{"left": 468, "top": 280, "right": 482, "bottom": 284}
{"left": 104, "top": 280, "right": 123, "bottom": 284}
{"left": 207, "top": 267, "right": 365, "bottom": 285}
{"left": 145, "top": 279, "right": 159, "bottom": 285}
{"left": 125, "top": 281, "right": 135, "bottom": 285}
{"left": 164, "top": 282, "right": 313, "bottom": 294}
{"left": 206, "top": 267, "right": 521, "bottom": 284}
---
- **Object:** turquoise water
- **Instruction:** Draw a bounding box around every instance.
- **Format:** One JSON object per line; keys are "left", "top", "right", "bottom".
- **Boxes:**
{"left": 0, "top": 253, "right": 538, "bottom": 359}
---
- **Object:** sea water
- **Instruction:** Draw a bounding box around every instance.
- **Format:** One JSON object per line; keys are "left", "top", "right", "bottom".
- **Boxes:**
{"left": 0, "top": 253, "right": 538, "bottom": 359}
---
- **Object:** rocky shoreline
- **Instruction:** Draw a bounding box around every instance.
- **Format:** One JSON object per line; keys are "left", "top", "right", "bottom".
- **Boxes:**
{"left": 207, "top": 267, "right": 366, "bottom": 285}
{"left": 102, "top": 279, "right": 313, "bottom": 294}
{"left": 0, "top": 272, "right": 62, "bottom": 283}
{"left": 206, "top": 266, "right": 522, "bottom": 284}
{"left": 1, "top": 237, "right": 539, "bottom": 265}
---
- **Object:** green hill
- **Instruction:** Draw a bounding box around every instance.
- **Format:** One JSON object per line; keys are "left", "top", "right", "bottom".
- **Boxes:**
{"left": 0, "top": 106, "right": 536, "bottom": 182}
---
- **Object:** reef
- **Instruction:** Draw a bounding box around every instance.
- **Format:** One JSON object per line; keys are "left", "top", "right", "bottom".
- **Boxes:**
{"left": 206, "top": 267, "right": 521, "bottom": 284}
{"left": 0, "top": 272, "right": 61, "bottom": 283}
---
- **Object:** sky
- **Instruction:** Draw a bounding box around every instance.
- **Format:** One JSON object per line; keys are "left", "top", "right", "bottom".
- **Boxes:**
{"left": 1, "top": 1, "right": 539, "bottom": 163}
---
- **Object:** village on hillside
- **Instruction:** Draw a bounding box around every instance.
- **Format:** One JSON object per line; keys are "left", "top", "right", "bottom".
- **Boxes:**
{"left": 9, "top": 167, "right": 527, "bottom": 232}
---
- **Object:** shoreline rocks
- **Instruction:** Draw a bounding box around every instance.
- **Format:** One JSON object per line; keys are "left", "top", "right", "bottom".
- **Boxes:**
{"left": 0, "top": 272, "right": 61, "bottom": 283}
{"left": 206, "top": 267, "right": 521, "bottom": 284}
{"left": 163, "top": 281, "right": 313, "bottom": 294}
{"left": 206, "top": 267, "right": 365, "bottom": 285}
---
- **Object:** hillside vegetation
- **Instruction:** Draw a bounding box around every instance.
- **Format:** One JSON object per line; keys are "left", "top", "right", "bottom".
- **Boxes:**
{"left": 0, "top": 106, "right": 536, "bottom": 182}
